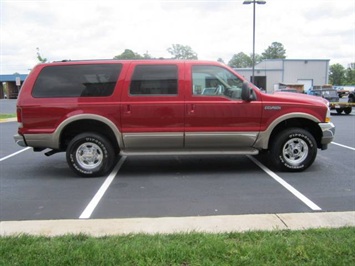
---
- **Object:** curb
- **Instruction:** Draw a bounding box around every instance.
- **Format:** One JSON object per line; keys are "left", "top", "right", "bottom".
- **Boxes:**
{"left": 0, "top": 117, "right": 17, "bottom": 123}
{"left": 1, "top": 211, "right": 354, "bottom": 237}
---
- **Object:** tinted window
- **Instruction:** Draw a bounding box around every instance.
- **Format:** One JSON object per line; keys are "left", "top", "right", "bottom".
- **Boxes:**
{"left": 32, "top": 64, "right": 122, "bottom": 98}
{"left": 130, "top": 65, "right": 178, "bottom": 95}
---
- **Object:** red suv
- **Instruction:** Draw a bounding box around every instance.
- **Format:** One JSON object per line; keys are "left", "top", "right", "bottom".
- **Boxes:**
{"left": 15, "top": 60, "right": 335, "bottom": 177}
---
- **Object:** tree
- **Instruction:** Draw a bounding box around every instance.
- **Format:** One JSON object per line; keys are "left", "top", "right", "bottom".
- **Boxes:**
{"left": 113, "top": 49, "right": 143, "bottom": 60}
{"left": 167, "top": 44, "right": 198, "bottom": 60}
{"left": 36, "top": 47, "right": 47, "bottom": 63}
{"left": 228, "top": 52, "right": 262, "bottom": 68}
{"left": 344, "top": 65, "right": 355, "bottom": 85}
{"left": 228, "top": 52, "right": 252, "bottom": 68}
{"left": 143, "top": 51, "right": 152, "bottom": 59}
{"left": 329, "top": 63, "right": 345, "bottom": 85}
{"left": 217, "top": 58, "right": 225, "bottom": 64}
{"left": 261, "top": 42, "right": 286, "bottom": 59}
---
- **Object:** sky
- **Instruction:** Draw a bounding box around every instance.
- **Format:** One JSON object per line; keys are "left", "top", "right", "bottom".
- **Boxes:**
{"left": 0, "top": 0, "right": 354, "bottom": 74}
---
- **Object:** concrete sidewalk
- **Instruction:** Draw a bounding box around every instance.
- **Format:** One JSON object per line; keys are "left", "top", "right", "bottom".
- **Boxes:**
{"left": 0, "top": 117, "right": 17, "bottom": 123}
{"left": 1, "top": 211, "right": 354, "bottom": 237}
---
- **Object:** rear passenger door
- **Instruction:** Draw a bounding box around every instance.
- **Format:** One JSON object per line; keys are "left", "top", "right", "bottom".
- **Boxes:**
{"left": 120, "top": 62, "right": 185, "bottom": 151}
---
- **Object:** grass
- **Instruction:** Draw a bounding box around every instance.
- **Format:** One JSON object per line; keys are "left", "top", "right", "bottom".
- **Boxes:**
{"left": 1, "top": 228, "right": 354, "bottom": 265}
{"left": 0, "top": 113, "right": 16, "bottom": 119}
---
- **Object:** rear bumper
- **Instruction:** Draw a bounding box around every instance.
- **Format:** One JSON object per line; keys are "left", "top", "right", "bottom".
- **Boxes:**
{"left": 14, "top": 133, "right": 60, "bottom": 149}
{"left": 14, "top": 134, "right": 27, "bottom": 147}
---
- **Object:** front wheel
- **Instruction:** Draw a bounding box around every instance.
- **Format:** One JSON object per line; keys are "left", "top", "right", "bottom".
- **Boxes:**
{"left": 66, "top": 132, "right": 116, "bottom": 177}
{"left": 336, "top": 108, "right": 343, "bottom": 114}
{"left": 270, "top": 128, "right": 317, "bottom": 172}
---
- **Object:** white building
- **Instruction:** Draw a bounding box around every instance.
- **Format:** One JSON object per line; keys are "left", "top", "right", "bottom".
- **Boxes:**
{"left": 235, "top": 59, "right": 330, "bottom": 93}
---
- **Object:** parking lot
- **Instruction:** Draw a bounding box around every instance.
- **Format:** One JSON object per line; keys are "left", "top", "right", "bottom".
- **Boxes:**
{"left": 0, "top": 99, "right": 354, "bottom": 222}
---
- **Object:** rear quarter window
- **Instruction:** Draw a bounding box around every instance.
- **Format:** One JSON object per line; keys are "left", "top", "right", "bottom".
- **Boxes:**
{"left": 32, "top": 64, "right": 122, "bottom": 98}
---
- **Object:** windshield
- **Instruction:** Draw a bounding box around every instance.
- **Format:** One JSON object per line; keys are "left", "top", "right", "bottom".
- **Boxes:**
{"left": 321, "top": 90, "right": 338, "bottom": 97}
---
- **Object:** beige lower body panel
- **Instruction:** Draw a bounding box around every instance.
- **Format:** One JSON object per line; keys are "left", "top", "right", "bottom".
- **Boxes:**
{"left": 122, "top": 132, "right": 259, "bottom": 155}
{"left": 123, "top": 133, "right": 184, "bottom": 150}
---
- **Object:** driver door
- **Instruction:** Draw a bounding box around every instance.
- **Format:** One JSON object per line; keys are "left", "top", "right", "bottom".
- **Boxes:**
{"left": 184, "top": 64, "right": 262, "bottom": 149}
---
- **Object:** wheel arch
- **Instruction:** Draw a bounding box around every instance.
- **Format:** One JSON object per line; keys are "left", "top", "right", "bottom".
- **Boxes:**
{"left": 255, "top": 113, "right": 323, "bottom": 150}
{"left": 55, "top": 114, "right": 123, "bottom": 153}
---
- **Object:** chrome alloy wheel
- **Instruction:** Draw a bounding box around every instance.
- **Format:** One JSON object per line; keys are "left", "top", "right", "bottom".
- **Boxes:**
{"left": 282, "top": 138, "right": 309, "bottom": 166}
{"left": 76, "top": 142, "right": 103, "bottom": 170}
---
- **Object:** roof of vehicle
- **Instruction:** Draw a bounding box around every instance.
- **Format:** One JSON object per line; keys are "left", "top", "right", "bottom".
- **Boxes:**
{"left": 45, "top": 59, "right": 225, "bottom": 66}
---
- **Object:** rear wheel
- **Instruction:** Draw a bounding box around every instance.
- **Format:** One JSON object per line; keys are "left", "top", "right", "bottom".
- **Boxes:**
{"left": 344, "top": 107, "right": 352, "bottom": 115}
{"left": 66, "top": 132, "right": 116, "bottom": 177}
{"left": 270, "top": 128, "right": 317, "bottom": 172}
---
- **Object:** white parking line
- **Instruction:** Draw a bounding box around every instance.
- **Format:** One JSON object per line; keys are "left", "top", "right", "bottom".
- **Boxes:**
{"left": 247, "top": 155, "right": 322, "bottom": 211}
{"left": 331, "top": 142, "right": 355, "bottom": 151}
{"left": 0, "top": 147, "right": 31, "bottom": 162}
{"left": 79, "top": 156, "right": 127, "bottom": 219}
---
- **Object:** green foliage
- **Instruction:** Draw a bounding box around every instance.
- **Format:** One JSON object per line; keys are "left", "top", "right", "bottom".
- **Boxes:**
{"left": 217, "top": 57, "right": 225, "bottom": 64}
{"left": 111, "top": 44, "right": 354, "bottom": 81}
{"left": 329, "top": 63, "right": 345, "bottom": 85}
{"left": 36, "top": 47, "right": 47, "bottom": 63}
{"left": 329, "top": 63, "right": 355, "bottom": 85}
{"left": 0, "top": 114, "right": 16, "bottom": 119}
{"left": 228, "top": 42, "right": 285, "bottom": 68}
{"left": 113, "top": 49, "right": 146, "bottom": 60}
{"left": 261, "top": 41, "right": 286, "bottom": 59}
{"left": 344, "top": 66, "right": 355, "bottom": 85}
{"left": 228, "top": 52, "right": 253, "bottom": 68}
{"left": 1, "top": 228, "right": 354, "bottom": 265}
{"left": 167, "top": 44, "right": 198, "bottom": 60}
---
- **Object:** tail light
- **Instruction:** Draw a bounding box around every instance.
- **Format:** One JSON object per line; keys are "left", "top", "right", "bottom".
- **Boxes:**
{"left": 17, "top": 107, "right": 23, "bottom": 128}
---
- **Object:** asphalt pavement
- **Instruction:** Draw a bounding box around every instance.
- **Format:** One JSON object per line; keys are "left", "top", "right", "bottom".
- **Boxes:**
{"left": 0, "top": 99, "right": 17, "bottom": 114}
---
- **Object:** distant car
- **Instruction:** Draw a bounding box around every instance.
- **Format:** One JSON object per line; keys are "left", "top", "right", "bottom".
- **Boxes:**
{"left": 308, "top": 88, "right": 339, "bottom": 102}
{"left": 276, "top": 88, "right": 299, "bottom": 93}
{"left": 309, "top": 88, "right": 353, "bottom": 114}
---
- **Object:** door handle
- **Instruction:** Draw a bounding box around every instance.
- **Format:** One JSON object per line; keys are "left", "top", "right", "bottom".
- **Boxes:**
{"left": 188, "top": 104, "right": 195, "bottom": 114}
{"left": 125, "top": 104, "right": 131, "bottom": 114}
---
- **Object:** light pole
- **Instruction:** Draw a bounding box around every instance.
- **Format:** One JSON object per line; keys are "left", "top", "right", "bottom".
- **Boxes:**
{"left": 243, "top": 0, "right": 266, "bottom": 85}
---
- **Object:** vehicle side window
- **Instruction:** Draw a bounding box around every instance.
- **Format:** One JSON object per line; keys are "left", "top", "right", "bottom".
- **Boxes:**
{"left": 130, "top": 65, "right": 178, "bottom": 95}
{"left": 192, "top": 65, "right": 244, "bottom": 99}
{"left": 32, "top": 64, "right": 122, "bottom": 98}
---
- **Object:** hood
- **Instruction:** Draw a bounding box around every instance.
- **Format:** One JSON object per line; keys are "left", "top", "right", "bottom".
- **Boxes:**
{"left": 263, "top": 92, "right": 329, "bottom": 107}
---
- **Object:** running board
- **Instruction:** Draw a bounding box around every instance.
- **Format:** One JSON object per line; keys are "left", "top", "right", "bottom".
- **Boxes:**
{"left": 120, "top": 148, "right": 259, "bottom": 156}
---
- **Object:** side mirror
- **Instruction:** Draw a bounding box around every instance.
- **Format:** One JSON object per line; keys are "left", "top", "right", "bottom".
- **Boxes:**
{"left": 241, "top": 81, "right": 251, "bottom": 101}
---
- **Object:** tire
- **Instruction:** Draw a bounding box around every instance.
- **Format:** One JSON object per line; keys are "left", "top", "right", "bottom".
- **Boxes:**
{"left": 66, "top": 132, "right": 116, "bottom": 177}
{"left": 270, "top": 128, "right": 317, "bottom": 172}
{"left": 336, "top": 108, "right": 343, "bottom": 114}
{"left": 344, "top": 107, "right": 352, "bottom": 115}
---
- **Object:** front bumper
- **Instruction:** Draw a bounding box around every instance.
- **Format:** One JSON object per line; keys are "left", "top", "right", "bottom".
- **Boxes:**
{"left": 319, "top": 122, "right": 335, "bottom": 149}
